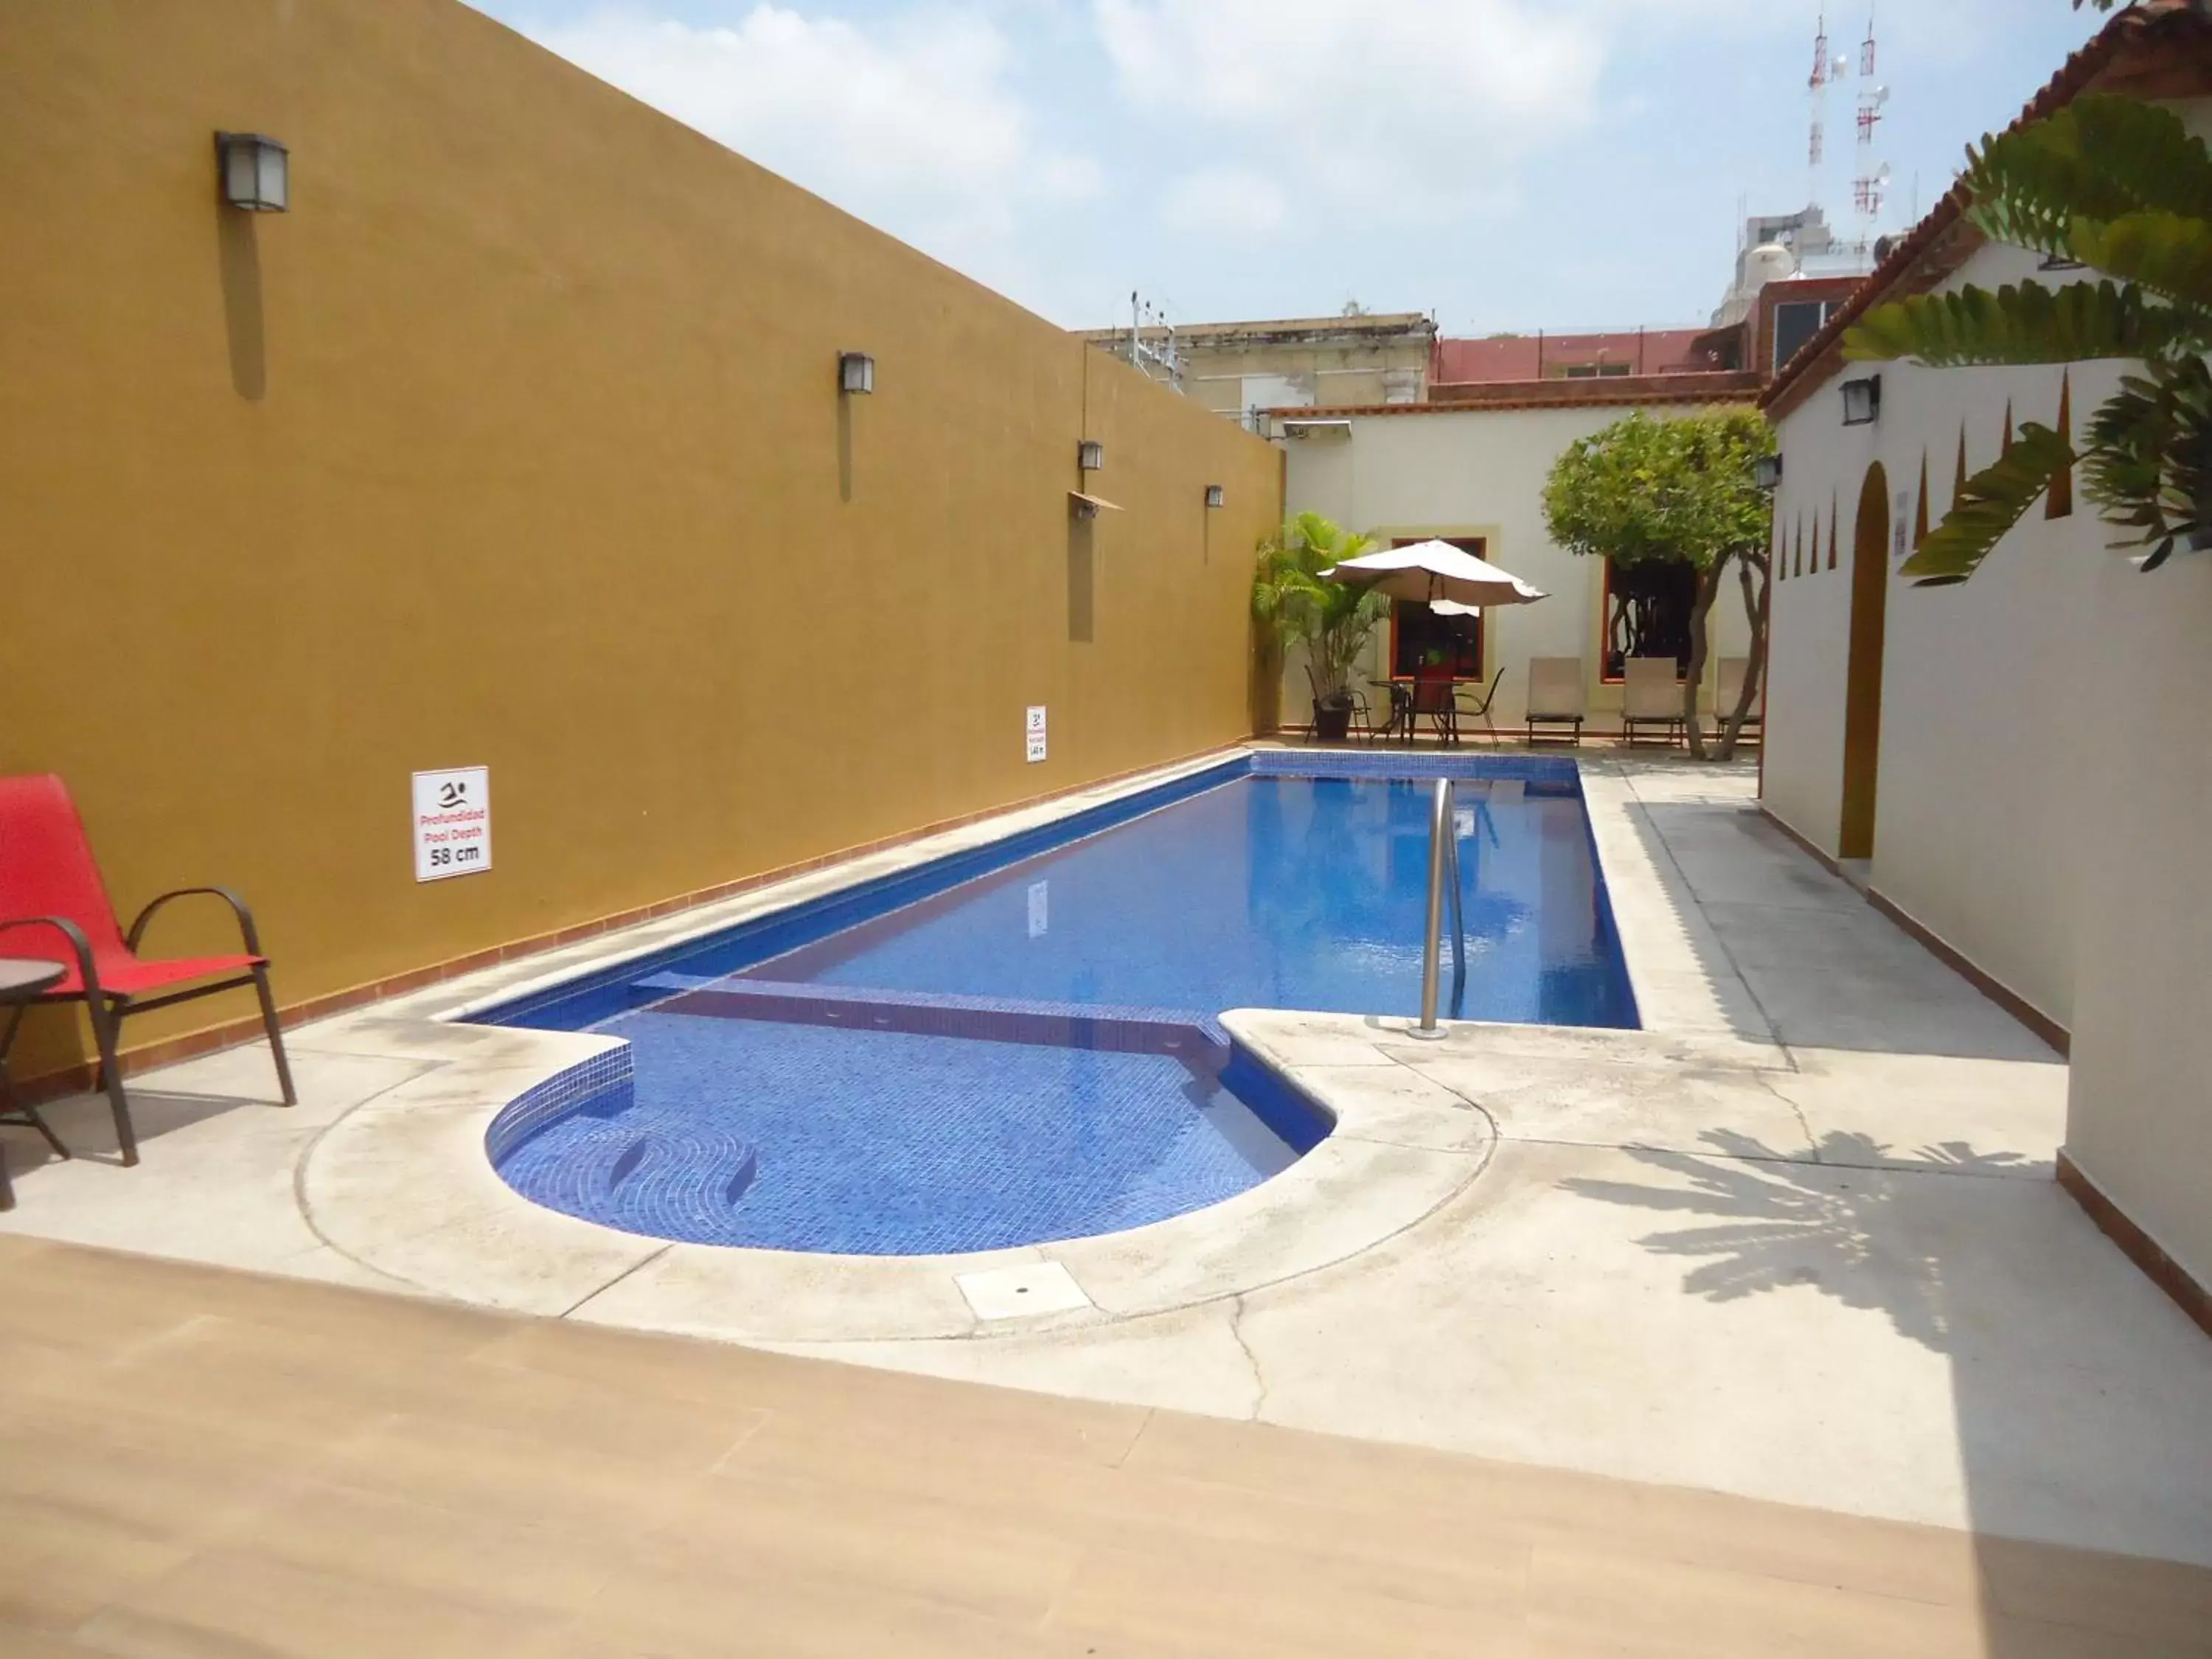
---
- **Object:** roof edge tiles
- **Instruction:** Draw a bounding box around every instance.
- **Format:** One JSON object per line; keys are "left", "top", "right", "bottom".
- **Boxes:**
{"left": 1076, "top": 313, "right": 1436, "bottom": 347}
{"left": 1265, "top": 371, "right": 1761, "bottom": 422}
{"left": 1430, "top": 370, "right": 1764, "bottom": 408}
{"left": 1761, "top": 0, "right": 2212, "bottom": 422}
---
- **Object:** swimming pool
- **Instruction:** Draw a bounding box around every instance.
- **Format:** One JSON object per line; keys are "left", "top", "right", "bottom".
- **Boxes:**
{"left": 480, "top": 754, "right": 1634, "bottom": 1256}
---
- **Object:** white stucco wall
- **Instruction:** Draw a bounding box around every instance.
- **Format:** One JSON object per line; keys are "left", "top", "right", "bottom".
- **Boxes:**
{"left": 1764, "top": 240, "right": 2113, "bottom": 1031}
{"left": 1759, "top": 405, "right": 1872, "bottom": 864}
{"left": 2066, "top": 546, "right": 2212, "bottom": 1290}
{"left": 1278, "top": 404, "right": 1757, "bottom": 733}
{"left": 1763, "top": 92, "right": 2212, "bottom": 1293}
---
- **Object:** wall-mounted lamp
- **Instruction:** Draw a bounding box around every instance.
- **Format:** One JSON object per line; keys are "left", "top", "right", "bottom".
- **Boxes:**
{"left": 1204, "top": 484, "right": 1226, "bottom": 509}
{"left": 1077, "top": 439, "right": 1105, "bottom": 472}
{"left": 1840, "top": 375, "right": 1882, "bottom": 427}
{"left": 838, "top": 352, "right": 875, "bottom": 395}
{"left": 215, "top": 132, "right": 288, "bottom": 212}
{"left": 1752, "top": 454, "right": 1784, "bottom": 491}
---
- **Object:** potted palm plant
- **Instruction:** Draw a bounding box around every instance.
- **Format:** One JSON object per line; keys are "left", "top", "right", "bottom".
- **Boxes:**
{"left": 1251, "top": 512, "right": 1391, "bottom": 742}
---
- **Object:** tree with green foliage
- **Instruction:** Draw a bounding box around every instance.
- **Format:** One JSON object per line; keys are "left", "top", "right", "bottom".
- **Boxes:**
{"left": 1251, "top": 512, "right": 1389, "bottom": 732}
{"left": 1845, "top": 55, "right": 2212, "bottom": 583}
{"left": 1542, "top": 409, "right": 1778, "bottom": 762}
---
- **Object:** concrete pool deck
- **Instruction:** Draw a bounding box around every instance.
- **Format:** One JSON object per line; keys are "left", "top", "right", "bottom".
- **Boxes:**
{"left": 2, "top": 751, "right": 2208, "bottom": 1576}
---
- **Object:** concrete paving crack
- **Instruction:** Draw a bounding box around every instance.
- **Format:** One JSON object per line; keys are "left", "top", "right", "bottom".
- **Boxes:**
{"left": 1752, "top": 1071, "right": 1823, "bottom": 1161}
{"left": 1227, "top": 1293, "right": 1270, "bottom": 1422}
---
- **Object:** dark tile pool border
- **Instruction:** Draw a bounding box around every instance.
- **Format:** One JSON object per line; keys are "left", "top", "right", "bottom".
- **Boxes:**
{"left": 483, "top": 1046, "right": 636, "bottom": 1164}
{"left": 1251, "top": 751, "right": 1583, "bottom": 785}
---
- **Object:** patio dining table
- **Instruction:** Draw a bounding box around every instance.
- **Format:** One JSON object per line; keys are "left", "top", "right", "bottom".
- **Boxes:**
{"left": 1369, "top": 678, "right": 1475, "bottom": 747}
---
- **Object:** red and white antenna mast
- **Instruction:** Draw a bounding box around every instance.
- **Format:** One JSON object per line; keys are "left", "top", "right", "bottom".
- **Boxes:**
{"left": 1807, "top": 7, "right": 1832, "bottom": 209}
{"left": 1852, "top": 10, "right": 1892, "bottom": 240}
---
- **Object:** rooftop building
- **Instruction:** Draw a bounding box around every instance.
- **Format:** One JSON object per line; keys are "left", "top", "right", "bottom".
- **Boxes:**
{"left": 1430, "top": 328, "right": 1720, "bottom": 384}
{"left": 1079, "top": 309, "right": 1436, "bottom": 431}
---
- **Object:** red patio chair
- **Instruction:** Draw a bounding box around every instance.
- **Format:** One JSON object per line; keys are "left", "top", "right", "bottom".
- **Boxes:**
{"left": 0, "top": 774, "right": 294, "bottom": 1165}
{"left": 1411, "top": 669, "right": 1460, "bottom": 745}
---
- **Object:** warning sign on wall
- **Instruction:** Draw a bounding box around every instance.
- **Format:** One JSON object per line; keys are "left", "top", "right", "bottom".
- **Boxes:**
{"left": 412, "top": 767, "right": 492, "bottom": 883}
{"left": 1025, "top": 705, "right": 1048, "bottom": 764}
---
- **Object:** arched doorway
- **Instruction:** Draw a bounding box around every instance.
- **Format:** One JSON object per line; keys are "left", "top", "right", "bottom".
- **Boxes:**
{"left": 1839, "top": 463, "right": 1890, "bottom": 860}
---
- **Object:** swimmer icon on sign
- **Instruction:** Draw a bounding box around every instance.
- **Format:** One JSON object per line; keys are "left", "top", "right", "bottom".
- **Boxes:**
{"left": 412, "top": 767, "right": 492, "bottom": 882}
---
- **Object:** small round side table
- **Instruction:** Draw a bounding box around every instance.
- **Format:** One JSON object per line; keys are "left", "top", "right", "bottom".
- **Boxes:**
{"left": 0, "top": 958, "right": 69, "bottom": 1211}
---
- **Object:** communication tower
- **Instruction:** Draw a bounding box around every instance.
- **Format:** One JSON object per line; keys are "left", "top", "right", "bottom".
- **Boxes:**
{"left": 1851, "top": 14, "right": 1893, "bottom": 241}
{"left": 1124, "top": 291, "right": 1185, "bottom": 392}
{"left": 1807, "top": 8, "right": 1892, "bottom": 258}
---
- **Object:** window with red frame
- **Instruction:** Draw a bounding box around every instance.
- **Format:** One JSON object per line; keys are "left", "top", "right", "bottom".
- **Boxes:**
{"left": 1388, "top": 538, "right": 1486, "bottom": 680}
{"left": 1600, "top": 556, "right": 1697, "bottom": 683}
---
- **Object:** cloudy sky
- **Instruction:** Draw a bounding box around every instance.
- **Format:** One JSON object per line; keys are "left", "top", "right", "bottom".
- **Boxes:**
{"left": 465, "top": 0, "right": 2107, "bottom": 334}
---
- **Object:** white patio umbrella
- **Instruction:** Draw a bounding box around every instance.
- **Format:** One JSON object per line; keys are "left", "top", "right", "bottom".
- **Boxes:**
{"left": 1321, "top": 539, "right": 1548, "bottom": 609}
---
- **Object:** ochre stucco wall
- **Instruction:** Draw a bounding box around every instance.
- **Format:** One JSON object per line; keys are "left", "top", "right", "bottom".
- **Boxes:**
{"left": 0, "top": 0, "right": 1283, "bottom": 1079}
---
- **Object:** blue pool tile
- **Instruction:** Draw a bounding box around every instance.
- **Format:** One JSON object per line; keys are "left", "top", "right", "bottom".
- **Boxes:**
{"left": 482, "top": 762, "right": 1635, "bottom": 1256}
{"left": 494, "top": 1015, "right": 1297, "bottom": 1254}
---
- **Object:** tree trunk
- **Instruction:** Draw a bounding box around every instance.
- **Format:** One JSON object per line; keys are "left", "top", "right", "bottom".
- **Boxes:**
{"left": 1682, "top": 556, "right": 1726, "bottom": 761}
{"left": 1715, "top": 551, "right": 1770, "bottom": 762}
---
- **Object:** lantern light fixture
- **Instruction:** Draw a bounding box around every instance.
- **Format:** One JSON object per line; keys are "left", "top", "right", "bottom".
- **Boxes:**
{"left": 1840, "top": 375, "right": 1882, "bottom": 427}
{"left": 1204, "top": 484, "right": 1225, "bottom": 509}
{"left": 1077, "top": 439, "right": 1105, "bottom": 472}
{"left": 215, "top": 132, "right": 288, "bottom": 212}
{"left": 838, "top": 352, "right": 875, "bottom": 395}
{"left": 1752, "top": 454, "right": 1784, "bottom": 491}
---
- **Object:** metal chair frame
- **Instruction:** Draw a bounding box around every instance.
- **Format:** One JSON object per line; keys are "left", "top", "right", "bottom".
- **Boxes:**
{"left": 1452, "top": 667, "right": 1508, "bottom": 746}
{"left": 0, "top": 889, "right": 295, "bottom": 1167}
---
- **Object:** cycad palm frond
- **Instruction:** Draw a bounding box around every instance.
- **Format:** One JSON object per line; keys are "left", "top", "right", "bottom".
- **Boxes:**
{"left": 2081, "top": 356, "right": 2212, "bottom": 570}
{"left": 1846, "top": 279, "right": 2208, "bottom": 366}
{"left": 2067, "top": 211, "right": 2212, "bottom": 309}
{"left": 1961, "top": 97, "right": 2212, "bottom": 258}
{"left": 1899, "top": 425, "right": 2076, "bottom": 586}
{"left": 1842, "top": 86, "right": 2212, "bottom": 584}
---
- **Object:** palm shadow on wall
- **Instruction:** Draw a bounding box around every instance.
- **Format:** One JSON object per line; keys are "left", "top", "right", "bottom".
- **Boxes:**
{"left": 1562, "top": 1128, "right": 2031, "bottom": 1353}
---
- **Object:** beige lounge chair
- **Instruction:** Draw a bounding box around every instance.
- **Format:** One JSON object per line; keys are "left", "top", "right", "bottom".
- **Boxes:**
{"left": 1715, "top": 655, "right": 1761, "bottom": 741}
{"left": 1621, "top": 657, "right": 1685, "bottom": 748}
{"left": 1525, "top": 658, "right": 1587, "bottom": 747}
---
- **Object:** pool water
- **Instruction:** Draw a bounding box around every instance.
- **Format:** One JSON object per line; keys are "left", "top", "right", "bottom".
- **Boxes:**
{"left": 483, "top": 757, "right": 1635, "bottom": 1255}
{"left": 751, "top": 773, "right": 1632, "bottom": 1026}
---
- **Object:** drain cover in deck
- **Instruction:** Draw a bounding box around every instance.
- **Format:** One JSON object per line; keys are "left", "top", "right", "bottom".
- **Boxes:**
{"left": 954, "top": 1260, "right": 1093, "bottom": 1320}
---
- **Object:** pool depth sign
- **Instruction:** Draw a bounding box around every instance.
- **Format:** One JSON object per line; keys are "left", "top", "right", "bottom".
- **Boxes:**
{"left": 412, "top": 767, "right": 492, "bottom": 882}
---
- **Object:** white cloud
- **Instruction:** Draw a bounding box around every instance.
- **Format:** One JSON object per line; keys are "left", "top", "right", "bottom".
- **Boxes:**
{"left": 528, "top": 6, "right": 1098, "bottom": 245}
{"left": 1161, "top": 166, "right": 1287, "bottom": 234}
{"left": 1093, "top": 0, "right": 1605, "bottom": 215}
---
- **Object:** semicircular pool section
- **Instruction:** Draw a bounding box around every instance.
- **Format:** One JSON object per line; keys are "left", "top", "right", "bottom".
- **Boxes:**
{"left": 486, "top": 995, "right": 1324, "bottom": 1255}
{"left": 479, "top": 754, "right": 1634, "bottom": 1255}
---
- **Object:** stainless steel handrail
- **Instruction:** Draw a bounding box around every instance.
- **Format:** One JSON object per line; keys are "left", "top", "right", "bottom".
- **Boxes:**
{"left": 1447, "top": 806, "right": 1467, "bottom": 996}
{"left": 1417, "top": 777, "right": 1467, "bottom": 1034}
